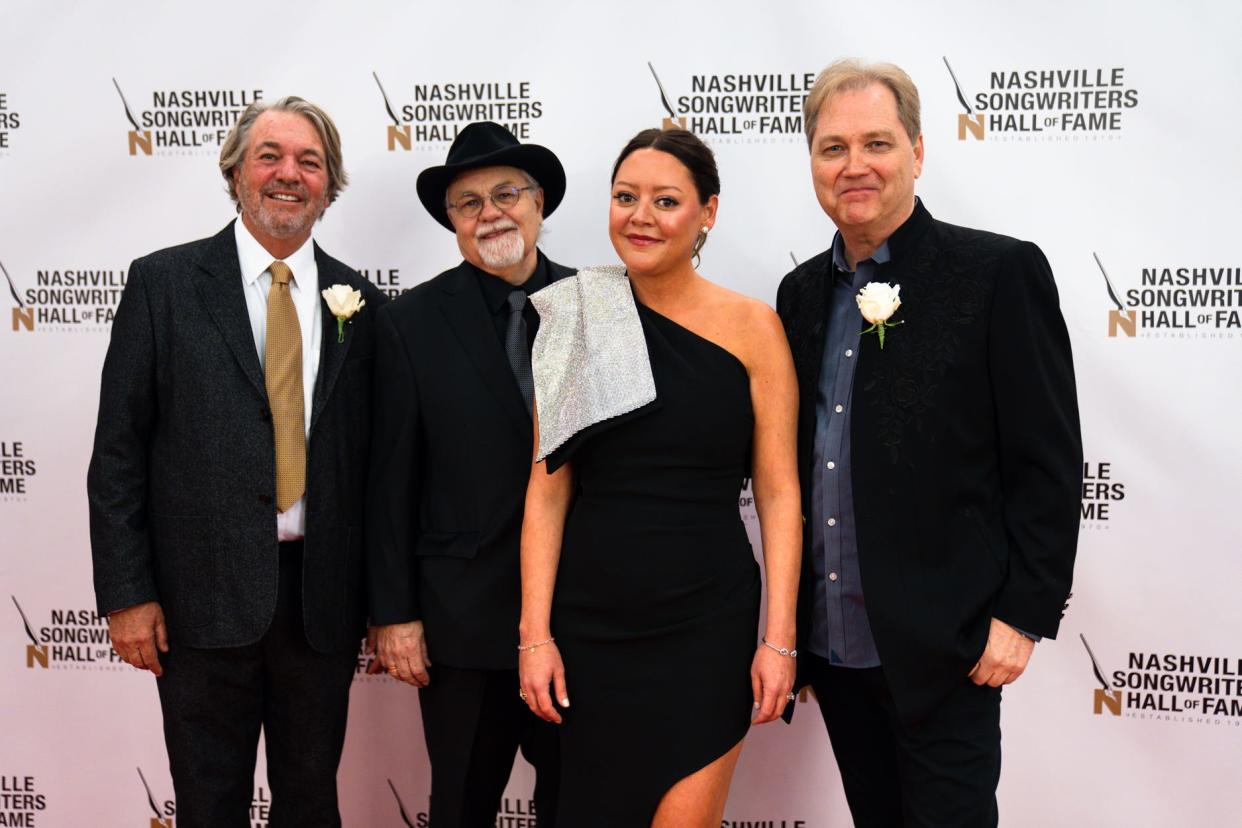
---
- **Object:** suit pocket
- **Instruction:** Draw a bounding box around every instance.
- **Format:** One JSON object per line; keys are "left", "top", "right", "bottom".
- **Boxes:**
{"left": 415, "top": 530, "right": 480, "bottom": 559}
{"left": 150, "top": 514, "right": 215, "bottom": 629}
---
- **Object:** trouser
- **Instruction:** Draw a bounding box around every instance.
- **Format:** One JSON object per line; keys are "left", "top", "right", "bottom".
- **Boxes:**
{"left": 419, "top": 664, "right": 561, "bottom": 827}
{"left": 807, "top": 653, "right": 1002, "bottom": 828}
{"left": 157, "top": 541, "right": 357, "bottom": 828}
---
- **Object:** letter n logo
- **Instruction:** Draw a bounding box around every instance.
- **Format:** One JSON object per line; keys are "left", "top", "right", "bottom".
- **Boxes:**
{"left": 387, "top": 125, "right": 411, "bottom": 151}
{"left": 151, "top": 819, "right": 175, "bottom": 828}
{"left": 26, "top": 644, "right": 48, "bottom": 668}
{"left": 12, "top": 306, "right": 33, "bottom": 331}
{"left": 1093, "top": 688, "right": 1122, "bottom": 716}
{"left": 1108, "top": 309, "right": 1136, "bottom": 338}
{"left": 958, "top": 114, "right": 985, "bottom": 141}
{"left": 128, "top": 130, "right": 152, "bottom": 156}
{"left": 662, "top": 117, "right": 687, "bottom": 130}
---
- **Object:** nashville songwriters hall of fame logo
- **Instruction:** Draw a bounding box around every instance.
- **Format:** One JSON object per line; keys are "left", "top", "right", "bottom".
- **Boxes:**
{"left": 371, "top": 70, "right": 544, "bottom": 150}
{"left": 1080, "top": 634, "right": 1242, "bottom": 726}
{"left": 943, "top": 57, "right": 1138, "bottom": 142}
{"left": 0, "top": 90, "right": 19, "bottom": 155}
{"left": 138, "top": 767, "right": 175, "bottom": 827}
{"left": 1096, "top": 252, "right": 1241, "bottom": 338}
{"left": 647, "top": 62, "right": 814, "bottom": 143}
{"left": 113, "top": 78, "right": 261, "bottom": 157}
{"left": 3, "top": 254, "right": 126, "bottom": 334}
{"left": 11, "top": 596, "right": 122, "bottom": 670}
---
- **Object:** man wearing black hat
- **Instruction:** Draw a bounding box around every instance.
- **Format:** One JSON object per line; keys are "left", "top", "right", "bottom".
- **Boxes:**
{"left": 366, "top": 122, "right": 571, "bottom": 827}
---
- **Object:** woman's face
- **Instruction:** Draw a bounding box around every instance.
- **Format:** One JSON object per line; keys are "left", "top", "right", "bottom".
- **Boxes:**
{"left": 609, "top": 148, "right": 717, "bottom": 278}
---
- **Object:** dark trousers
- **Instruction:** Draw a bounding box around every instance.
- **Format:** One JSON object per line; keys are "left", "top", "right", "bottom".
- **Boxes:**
{"left": 156, "top": 542, "right": 357, "bottom": 828}
{"left": 806, "top": 654, "right": 1001, "bottom": 828}
{"left": 419, "top": 664, "right": 560, "bottom": 828}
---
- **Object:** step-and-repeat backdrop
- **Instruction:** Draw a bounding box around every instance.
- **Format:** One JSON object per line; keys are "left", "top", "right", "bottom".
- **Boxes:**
{"left": 3, "top": 1, "right": 1240, "bottom": 825}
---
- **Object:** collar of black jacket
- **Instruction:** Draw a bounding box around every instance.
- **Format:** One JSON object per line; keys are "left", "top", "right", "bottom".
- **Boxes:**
{"left": 470, "top": 248, "right": 551, "bottom": 315}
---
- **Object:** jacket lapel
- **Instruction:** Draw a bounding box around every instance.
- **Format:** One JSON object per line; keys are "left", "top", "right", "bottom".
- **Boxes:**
{"left": 193, "top": 222, "right": 266, "bottom": 399}
{"left": 439, "top": 262, "right": 530, "bottom": 433}
{"left": 310, "top": 246, "right": 354, "bottom": 435}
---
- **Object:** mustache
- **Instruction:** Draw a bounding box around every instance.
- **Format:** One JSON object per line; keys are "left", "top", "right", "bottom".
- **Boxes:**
{"left": 475, "top": 218, "right": 518, "bottom": 239}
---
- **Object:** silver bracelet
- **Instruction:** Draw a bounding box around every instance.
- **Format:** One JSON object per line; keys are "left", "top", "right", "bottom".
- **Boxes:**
{"left": 761, "top": 637, "right": 797, "bottom": 658}
{"left": 517, "top": 636, "right": 555, "bottom": 653}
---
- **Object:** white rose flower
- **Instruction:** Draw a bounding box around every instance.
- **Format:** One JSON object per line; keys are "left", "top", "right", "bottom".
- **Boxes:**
{"left": 855, "top": 282, "right": 901, "bottom": 325}
{"left": 322, "top": 284, "right": 366, "bottom": 319}
{"left": 321, "top": 284, "right": 366, "bottom": 342}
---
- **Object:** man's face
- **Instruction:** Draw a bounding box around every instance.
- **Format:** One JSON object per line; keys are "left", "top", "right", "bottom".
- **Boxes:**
{"left": 446, "top": 165, "right": 543, "bottom": 275}
{"left": 810, "top": 83, "right": 923, "bottom": 240}
{"left": 233, "top": 110, "right": 331, "bottom": 248}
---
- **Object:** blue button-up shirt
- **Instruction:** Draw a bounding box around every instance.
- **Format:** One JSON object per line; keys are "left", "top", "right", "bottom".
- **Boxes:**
{"left": 807, "top": 234, "right": 890, "bottom": 667}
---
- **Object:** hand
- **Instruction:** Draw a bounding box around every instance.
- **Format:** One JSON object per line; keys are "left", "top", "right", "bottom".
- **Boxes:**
{"left": 968, "top": 617, "right": 1035, "bottom": 687}
{"left": 108, "top": 601, "right": 169, "bottom": 677}
{"left": 518, "top": 641, "right": 568, "bottom": 724}
{"left": 376, "top": 621, "right": 432, "bottom": 687}
{"left": 750, "top": 644, "right": 797, "bottom": 724}
{"left": 364, "top": 626, "right": 384, "bottom": 675}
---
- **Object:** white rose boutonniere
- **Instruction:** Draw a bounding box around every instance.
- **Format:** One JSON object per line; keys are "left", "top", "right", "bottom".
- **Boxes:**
{"left": 322, "top": 284, "right": 366, "bottom": 343}
{"left": 856, "top": 282, "right": 903, "bottom": 349}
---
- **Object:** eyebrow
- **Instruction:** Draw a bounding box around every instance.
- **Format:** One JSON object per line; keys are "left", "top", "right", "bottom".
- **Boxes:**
{"left": 452, "top": 179, "right": 519, "bottom": 197}
{"left": 818, "top": 129, "right": 897, "bottom": 146}
{"left": 613, "top": 179, "right": 685, "bottom": 193}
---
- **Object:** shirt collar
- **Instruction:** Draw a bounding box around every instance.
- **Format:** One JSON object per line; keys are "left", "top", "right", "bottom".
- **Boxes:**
{"left": 831, "top": 233, "right": 891, "bottom": 284}
{"left": 472, "top": 249, "right": 550, "bottom": 314}
{"left": 234, "top": 219, "right": 316, "bottom": 288}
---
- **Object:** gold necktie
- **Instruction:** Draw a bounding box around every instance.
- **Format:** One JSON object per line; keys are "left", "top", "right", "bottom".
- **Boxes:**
{"left": 265, "top": 261, "right": 305, "bottom": 512}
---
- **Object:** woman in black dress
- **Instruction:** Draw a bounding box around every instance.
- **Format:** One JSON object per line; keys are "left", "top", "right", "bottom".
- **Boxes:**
{"left": 518, "top": 129, "right": 801, "bottom": 827}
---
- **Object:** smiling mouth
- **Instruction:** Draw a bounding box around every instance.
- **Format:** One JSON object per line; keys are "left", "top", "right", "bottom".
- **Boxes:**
{"left": 479, "top": 227, "right": 515, "bottom": 241}
{"left": 627, "top": 235, "right": 661, "bottom": 246}
{"left": 266, "top": 192, "right": 303, "bottom": 203}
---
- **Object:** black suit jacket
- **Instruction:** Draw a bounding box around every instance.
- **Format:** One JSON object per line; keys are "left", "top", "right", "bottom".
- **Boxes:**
{"left": 365, "top": 254, "right": 574, "bottom": 671}
{"left": 777, "top": 201, "right": 1082, "bottom": 722}
{"left": 88, "top": 222, "right": 388, "bottom": 654}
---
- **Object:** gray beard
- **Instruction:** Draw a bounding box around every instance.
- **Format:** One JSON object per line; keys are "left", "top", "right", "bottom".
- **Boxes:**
{"left": 477, "top": 227, "right": 525, "bottom": 269}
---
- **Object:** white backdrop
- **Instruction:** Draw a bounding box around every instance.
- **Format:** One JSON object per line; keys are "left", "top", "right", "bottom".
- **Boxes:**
{"left": 3, "top": 1, "right": 1241, "bottom": 826}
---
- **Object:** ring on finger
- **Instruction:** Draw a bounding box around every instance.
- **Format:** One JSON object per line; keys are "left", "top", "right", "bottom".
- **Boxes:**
{"left": 518, "top": 689, "right": 528, "bottom": 701}
{"left": 786, "top": 692, "right": 796, "bottom": 701}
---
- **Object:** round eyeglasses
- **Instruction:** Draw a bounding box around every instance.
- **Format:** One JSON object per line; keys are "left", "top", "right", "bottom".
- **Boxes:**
{"left": 446, "top": 185, "right": 535, "bottom": 219}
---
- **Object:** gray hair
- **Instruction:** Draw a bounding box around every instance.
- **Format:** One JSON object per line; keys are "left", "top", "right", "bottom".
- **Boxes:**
{"left": 218, "top": 96, "right": 348, "bottom": 208}
{"left": 803, "top": 59, "right": 922, "bottom": 150}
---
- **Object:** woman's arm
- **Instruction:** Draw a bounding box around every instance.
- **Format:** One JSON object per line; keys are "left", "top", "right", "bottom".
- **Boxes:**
{"left": 742, "top": 300, "right": 802, "bottom": 724}
{"left": 519, "top": 404, "right": 576, "bottom": 724}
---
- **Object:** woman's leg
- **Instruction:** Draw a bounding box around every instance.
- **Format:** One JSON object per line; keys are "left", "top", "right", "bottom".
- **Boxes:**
{"left": 651, "top": 738, "right": 746, "bottom": 828}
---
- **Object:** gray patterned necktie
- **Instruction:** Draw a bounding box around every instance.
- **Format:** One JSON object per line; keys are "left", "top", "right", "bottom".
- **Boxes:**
{"left": 505, "top": 289, "right": 534, "bottom": 413}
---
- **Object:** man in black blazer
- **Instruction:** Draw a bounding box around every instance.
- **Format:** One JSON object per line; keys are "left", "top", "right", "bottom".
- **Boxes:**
{"left": 88, "top": 97, "right": 385, "bottom": 828}
{"left": 777, "top": 61, "right": 1081, "bottom": 827}
{"left": 366, "top": 122, "right": 571, "bottom": 827}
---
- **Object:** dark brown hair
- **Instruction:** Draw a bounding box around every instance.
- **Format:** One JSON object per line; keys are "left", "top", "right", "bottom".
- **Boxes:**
{"left": 611, "top": 128, "right": 720, "bottom": 203}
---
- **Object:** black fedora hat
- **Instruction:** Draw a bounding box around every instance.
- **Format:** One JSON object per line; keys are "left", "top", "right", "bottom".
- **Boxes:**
{"left": 416, "top": 122, "right": 566, "bottom": 231}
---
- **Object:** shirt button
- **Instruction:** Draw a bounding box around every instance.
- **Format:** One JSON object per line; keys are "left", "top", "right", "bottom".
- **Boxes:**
{"left": 845, "top": 349, "right": 854, "bottom": 358}
{"left": 834, "top": 404, "right": 844, "bottom": 413}
{"left": 827, "top": 517, "right": 837, "bottom": 527}
{"left": 829, "top": 572, "right": 839, "bottom": 582}
{"left": 826, "top": 461, "right": 836, "bottom": 470}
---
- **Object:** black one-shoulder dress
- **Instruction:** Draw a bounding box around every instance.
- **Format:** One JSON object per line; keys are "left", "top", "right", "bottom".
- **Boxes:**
{"left": 547, "top": 301, "right": 760, "bottom": 827}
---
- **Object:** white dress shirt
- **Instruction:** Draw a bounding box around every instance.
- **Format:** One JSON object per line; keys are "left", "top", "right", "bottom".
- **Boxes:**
{"left": 234, "top": 219, "right": 322, "bottom": 541}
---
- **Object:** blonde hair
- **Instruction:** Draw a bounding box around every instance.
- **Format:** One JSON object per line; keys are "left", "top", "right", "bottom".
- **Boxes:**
{"left": 803, "top": 59, "right": 921, "bottom": 149}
